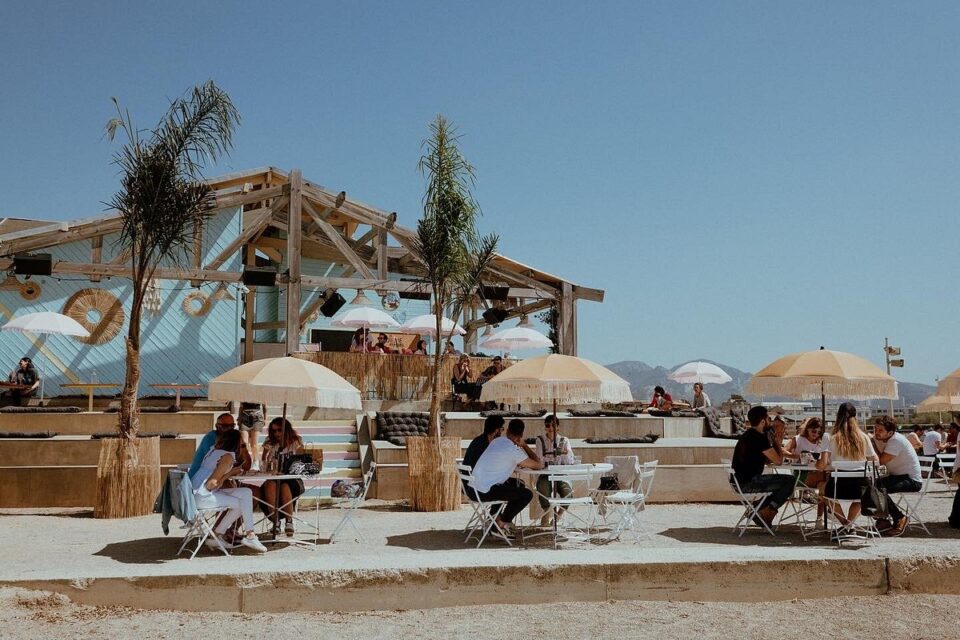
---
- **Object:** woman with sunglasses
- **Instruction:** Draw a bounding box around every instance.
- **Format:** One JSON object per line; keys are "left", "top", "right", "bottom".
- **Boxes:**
{"left": 261, "top": 417, "right": 306, "bottom": 536}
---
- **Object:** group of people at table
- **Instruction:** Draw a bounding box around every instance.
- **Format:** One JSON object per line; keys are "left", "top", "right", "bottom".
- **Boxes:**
{"left": 732, "top": 403, "right": 960, "bottom": 537}
{"left": 349, "top": 329, "right": 475, "bottom": 358}
{"left": 186, "top": 407, "right": 309, "bottom": 553}
{"left": 461, "top": 414, "right": 576, "bottom": 539}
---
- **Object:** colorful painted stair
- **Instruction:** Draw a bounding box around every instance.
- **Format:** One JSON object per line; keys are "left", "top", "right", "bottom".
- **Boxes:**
{"left": 291, "top": 419, "right": 361, "bottom": 498}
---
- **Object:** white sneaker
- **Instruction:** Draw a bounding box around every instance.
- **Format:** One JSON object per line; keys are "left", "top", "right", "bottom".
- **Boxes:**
{"left": 240, "top": 534, "right": 267, "bottom": 553}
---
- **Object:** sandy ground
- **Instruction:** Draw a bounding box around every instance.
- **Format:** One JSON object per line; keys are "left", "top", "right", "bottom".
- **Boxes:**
{"left": 1, "top": 587, "right": 949, "bottom": 640}
{"left": 2, "top": 489, "right": 960, "bottom": 582}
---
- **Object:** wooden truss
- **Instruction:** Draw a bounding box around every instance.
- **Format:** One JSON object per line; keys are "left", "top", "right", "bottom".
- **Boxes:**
{"left": 0, "top": 167, "right": 603, "bottom": 359}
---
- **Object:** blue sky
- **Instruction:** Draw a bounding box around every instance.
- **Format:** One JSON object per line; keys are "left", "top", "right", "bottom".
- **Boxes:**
{"left": 1, "top": 1, "right": 957, "bottom": 384}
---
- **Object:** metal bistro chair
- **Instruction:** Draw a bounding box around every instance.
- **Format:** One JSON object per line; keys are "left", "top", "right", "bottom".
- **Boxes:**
{"left": 329, "top": 461, "right": 376, "bottom": 543}
{"left": 456, "top": 464, "right": 511, "bottom": 547}
{"left": 722, "top": 458, "right": 776, "bottom": 537}
{"left": 544, "top": 472, "right": 598, "bottom": 548}
{"left": 936, "top": 453, "right": 957, "bottom": 487}
{"left": 823, "top": 462, "right": 880, "bottom": 546}
{"left": 602, "top": 462, "right": 658, "bottom": 543}
{"left": 892, "top": 455, "right": 937, "bottom": 536}
{"left": 168, "top": 468, "right": 232, "bottom": 559}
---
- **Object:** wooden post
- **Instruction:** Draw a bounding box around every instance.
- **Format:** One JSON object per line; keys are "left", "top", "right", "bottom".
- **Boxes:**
{"left": 243, "top": 244, "right": 256, "bottom": 363}
{"left": 90, "top": 236, "right": 103, "bottom": 283}
{"left": 285, "top": 169, "right": 303, "bottom": 355}
{"left": 464, "top": 301, "right": 478, "bottom": 353}
{"left": 190, "top": 219, "right": 204, "bottom": 287}
{"left": 377, "top": 229, "right": 388, "bottom": 280}
{"left": 558, "top": 281, "right": 575, "bottom": 355}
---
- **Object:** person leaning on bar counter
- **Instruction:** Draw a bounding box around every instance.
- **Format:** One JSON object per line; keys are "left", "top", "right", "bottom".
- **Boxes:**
{"left": 4, "top": 356, "right": 40, "bottom": 406}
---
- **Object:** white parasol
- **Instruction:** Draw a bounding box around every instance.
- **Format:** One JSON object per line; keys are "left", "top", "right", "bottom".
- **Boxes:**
{"left": 479, "top": 326, "right": 552, "bottom": 352}
{"left": 400, "top": 314, "right": 465, "bottom": 338}
{"left": 2, "top": 312, "right": 92, "bottom": 401}
{"left": 668, "top": 361, "right": 732, "bottom": 385}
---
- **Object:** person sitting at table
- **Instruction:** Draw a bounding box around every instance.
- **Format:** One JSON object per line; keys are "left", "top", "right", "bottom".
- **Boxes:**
{"left": 189, "top": 429, "right": 267, "bottom": 553}
{"left": 691, "top": 382, "right": 711, "bottom": 409}
{"left": 469, "top": 419, "right": 543, "bottom": 538}
{"left": 260, "top": 417, "right": 306, "bottom": 537}
{"left": 643, "top": 386, "right": 673, "bottom": 414}
{"left": 373, "top": 333, "right": 393, "bottom": 354}
{"left": 451, "top": 354, "right": 477, "bottom": 399}
{"left": 872, "top": 416, "right": 921, "bottom": 537}
{"left": 464, "top": 415, "right": 505, "bottom": 470}
{"left": 349, "top": 328, "right": 370, "bottom": 353}
{"left": 816, "top": 403, "right": 878, "bottom": 527}
{"left": 4, "top": 357, "right": 40, "bottom": 406}
{"left": 731, "top": 405, "right": 794, "bottom": 528}
{"left": 413, "top": 339, "right": 428, "bottom": 355}
{"left": 906, "top": 425, "right": 925, "bottom": 453}
{"left": 189, "top": 413, "right": 251, "bottom": 477}
{"left": 534, "top": 414, "right": 574, "bottom": 526}
{"left": 945, "top": 419, "right": 959, "bottom": 452}
{"left": 444, "top": 341, "right": 460, "bottom": 356}
{"left": 477, "top": 356, "right": 504, "bottom": 385}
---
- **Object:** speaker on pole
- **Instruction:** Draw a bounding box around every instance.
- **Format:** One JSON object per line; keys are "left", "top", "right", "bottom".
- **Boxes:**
{"left": 482, "top": 307, "right": 509, "bottom": 325}
{"left": 13, "top": 253, "right": 52, "bottom": 276}
{"left": 241, "top": 266, "right": 277, "bottom": 287}
{"left": 319, "top": 291, "right": 346, "bottom": 317}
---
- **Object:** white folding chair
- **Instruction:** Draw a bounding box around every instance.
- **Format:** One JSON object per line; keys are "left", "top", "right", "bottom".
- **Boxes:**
{"left": 456, "top": 464, "right": 510, "bottom": 547}
{"left": 603, "top": 463, "right": 657, "bottom": 543}
{"left": 330, "top": 462, "right": 376, "bottom": 543}
{"left": 168, "top": 469, "right": 232, "bottom": 560}
{"left": 722, "top": 458, "right": 776, "bottom": 537}
{"left": 544, "top": 473, "right": 598, "bottom": 548}
{"left": 823, "top": 462, "right": 880, "bottom": 546}
{"left": 892, "top": 456, "right": 936, "bottom": 536}
{"left": 936, "top": 453, "right": 956, "bottom": 486}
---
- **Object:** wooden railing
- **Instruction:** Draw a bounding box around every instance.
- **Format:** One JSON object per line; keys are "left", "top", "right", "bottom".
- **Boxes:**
{"left": 293, "top": 351, "right": 505, "bottom": 400}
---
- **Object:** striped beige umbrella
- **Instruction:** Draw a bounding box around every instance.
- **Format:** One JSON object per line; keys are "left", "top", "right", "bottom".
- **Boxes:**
{"left": 746, "top": 347, "right": 898, "bottom": 423}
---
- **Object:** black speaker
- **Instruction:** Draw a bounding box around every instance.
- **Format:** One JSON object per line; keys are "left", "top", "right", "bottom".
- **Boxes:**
{"left": 241, "top": 266, "right": 277, "bottom": 287}
{"left": 14, "top": 253, "right": 52, "bottom": 276}
{"left": 398, "top": 290, "right": 431, "bottom": 301}
{"left": 319, "top": 291, "right": 346, "bottom": 317}
{"left": 481, "top": 286, "right": 509, "bottom": 301}
{"left": 482, "top": 307, "right": 509, "bottom": 325}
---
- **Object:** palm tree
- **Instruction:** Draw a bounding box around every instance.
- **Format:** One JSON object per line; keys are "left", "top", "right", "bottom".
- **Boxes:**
{"left": 106, "top": 81, "right": 240, "bottom": 440}
{"left": 415, "top": 115, "right": 498, "bottom": 436}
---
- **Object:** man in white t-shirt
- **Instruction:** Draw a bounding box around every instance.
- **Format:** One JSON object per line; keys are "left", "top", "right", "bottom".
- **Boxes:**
{"left": 873, "top": 416, "right": 923, "bottom": 536}
{"left": 470, "top": 419, "right": 543, "bottom": 536}
{"left": 922, "top": 427, "right": 944, "bottom": 456}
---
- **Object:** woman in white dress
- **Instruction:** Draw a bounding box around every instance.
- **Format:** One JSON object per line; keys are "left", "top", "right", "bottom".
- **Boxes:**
{"left": 190, "top": 429, "right": 267, "bottom": 552}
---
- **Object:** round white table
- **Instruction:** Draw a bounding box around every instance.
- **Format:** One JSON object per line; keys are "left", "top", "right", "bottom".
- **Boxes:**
{"left": 240, "top": 469, "right": 340, "bottom": 545}
{"left": 517, "top": 463, "right": 613, "bottom": 542}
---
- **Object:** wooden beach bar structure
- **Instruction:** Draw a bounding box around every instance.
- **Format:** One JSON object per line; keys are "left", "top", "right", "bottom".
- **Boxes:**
{"left": 0, "top": 166, "right": 603, "bottom": 399}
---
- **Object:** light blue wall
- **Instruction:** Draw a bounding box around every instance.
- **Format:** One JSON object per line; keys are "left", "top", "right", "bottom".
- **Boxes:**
{"left": 0, "top": 208, "right": 243, "bottom": 398}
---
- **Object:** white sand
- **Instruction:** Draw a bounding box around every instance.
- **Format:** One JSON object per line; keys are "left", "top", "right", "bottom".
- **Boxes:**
{"left": 1, "top": 587, "right": 945, "bottom": 640}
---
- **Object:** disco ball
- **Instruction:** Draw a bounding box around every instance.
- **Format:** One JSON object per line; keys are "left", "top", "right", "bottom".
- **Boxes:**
{"left": 381, "top": 292, "right": 401, "bottom": 311}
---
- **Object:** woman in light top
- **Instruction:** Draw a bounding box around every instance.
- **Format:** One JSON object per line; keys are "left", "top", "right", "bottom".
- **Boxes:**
{"left": 785, "top": 418, "right": 827, "bottom": 508}
{"left": 349, "top": 328, "right": 369, "bottom": 353}
{"left": 260, "top": 417, "right": 306, "bottom": 537}
{"left": 189, "top": 429, "right": 267, "bottom": 552}
{"left": 816, "top": 403, "right": 878, "bottom": 526}
{"left": 534, "top": 414, "right": 574, "bottom": 526}
{"left": 691, "top": 383, "right": 711, "bottom": 409}
{"left": 413, "top": 339, "right": 428, "bottom": 355}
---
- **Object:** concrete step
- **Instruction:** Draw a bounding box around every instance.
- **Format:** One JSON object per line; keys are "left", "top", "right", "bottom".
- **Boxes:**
{"left": 442, "top": 413, "right": 707, "bottom": 440}
{"left": 301, "top": 434, "right": 358, "bottom": 444}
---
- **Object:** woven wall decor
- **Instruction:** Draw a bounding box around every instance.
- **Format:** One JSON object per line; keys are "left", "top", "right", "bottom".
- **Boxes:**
{"left": 63, "top": 289, "right": 125, "bottom": 345}
{"left": 19, "top": 281, "right": 41, "bottom": 301}
{"left": 182, "top": 291, "right": 210, "bottom": 317}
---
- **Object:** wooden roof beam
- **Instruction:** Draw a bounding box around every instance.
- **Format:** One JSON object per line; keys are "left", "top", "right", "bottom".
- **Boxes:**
{"left": 302, "top": 198, "right": 375, "bottom": 279}
{"left": 204, "top": 208, "right": 274, "bottom": 270}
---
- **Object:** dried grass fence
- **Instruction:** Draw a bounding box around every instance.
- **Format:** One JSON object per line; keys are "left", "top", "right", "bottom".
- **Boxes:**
{"left": 94, "top": 436, "right": 161, "bottom": 518}
{"left": 294, "top": 352, "right": 504, "bottom": 400}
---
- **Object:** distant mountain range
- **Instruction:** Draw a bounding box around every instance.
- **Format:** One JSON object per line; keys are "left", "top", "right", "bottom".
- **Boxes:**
{"left": 606, "top": 359, "right": 935, "bottom": 408}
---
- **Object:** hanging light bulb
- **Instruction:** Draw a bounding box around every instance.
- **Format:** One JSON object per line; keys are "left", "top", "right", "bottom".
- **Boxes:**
{"left": 349, "top": 289, "right": 372, "bottom": 306}
{"left": 517, "top": 314, "right": 531, "bottom": 327}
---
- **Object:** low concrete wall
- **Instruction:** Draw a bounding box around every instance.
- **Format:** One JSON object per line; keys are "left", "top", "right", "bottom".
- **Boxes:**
{"left": 10, "top": 558, "right": 888, "bottom": 613}
{"left": 442, "top": 414, "right": 706, "bottom": 440}
{"left": 0, "top": 412, "right": 215, "bottom": 436}
{"left": 0, "top": 437, "right": 197, "bottom": 467}
{"left": 0, "top": 464, "right": 177, "bottom": 508}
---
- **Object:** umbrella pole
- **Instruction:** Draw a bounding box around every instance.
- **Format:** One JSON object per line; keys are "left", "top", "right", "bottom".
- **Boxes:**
{"left": 275, "top": 401, "right": 288, "bottom": 532}
{"left": 821, "top": 382, "right": 826, "bottom": 426}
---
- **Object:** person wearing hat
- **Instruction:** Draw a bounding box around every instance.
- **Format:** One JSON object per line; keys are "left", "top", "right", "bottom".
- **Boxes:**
{"left": 4, "top": 356, "right": 40, "bottom": 406}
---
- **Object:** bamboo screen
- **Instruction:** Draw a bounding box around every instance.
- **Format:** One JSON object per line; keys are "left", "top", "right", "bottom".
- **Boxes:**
{"left": 294, "top": 352, "right": 506, "bottom": 400}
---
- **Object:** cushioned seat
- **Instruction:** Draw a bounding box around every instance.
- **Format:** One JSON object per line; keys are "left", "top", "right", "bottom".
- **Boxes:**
{"left": 375, "top": 412, "right": 431, "bottom": 446}
{"left": 0, "top": 406, "right": 81, "bottom": 414}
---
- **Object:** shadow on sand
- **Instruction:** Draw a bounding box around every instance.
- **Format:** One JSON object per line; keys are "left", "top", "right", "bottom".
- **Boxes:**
{"left": 94, "top": 537, "right": 183, "bottom": 564}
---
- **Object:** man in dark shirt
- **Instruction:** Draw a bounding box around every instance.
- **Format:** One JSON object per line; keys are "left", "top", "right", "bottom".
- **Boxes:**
{"left": 463, "top": 415, "right": 505, "bottom": 469}
{"left": 731, "top": 405, "right": 793, "bottom": 527}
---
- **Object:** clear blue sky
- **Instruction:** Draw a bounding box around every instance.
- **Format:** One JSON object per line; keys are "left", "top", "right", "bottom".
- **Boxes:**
{"left": 1, "top": 1, "right": 957, "bottom": 384}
